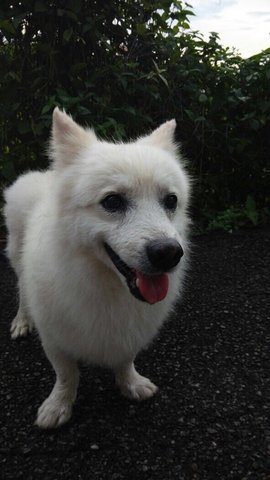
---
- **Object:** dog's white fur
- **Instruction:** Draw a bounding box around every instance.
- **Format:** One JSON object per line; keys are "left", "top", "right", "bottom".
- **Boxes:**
{"left": 4, "top": 108, "right": 190, "bottom": 428}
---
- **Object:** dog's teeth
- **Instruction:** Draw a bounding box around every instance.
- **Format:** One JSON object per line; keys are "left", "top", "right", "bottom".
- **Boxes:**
{"left": 136, "top": 278, "right": 140, "bottom": 288}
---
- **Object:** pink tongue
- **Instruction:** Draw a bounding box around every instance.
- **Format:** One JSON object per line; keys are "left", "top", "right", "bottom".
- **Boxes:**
{"left": 136, "top": 272, "right": 169, "bottom": 304}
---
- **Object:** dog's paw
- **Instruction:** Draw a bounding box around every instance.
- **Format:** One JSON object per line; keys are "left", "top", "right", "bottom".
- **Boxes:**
{"left": 10, "top": 314, "right": 33, "bottom": 339}
{"left": 35, "top": 397, "right": 73, "bottom": 429}
{"left": 120, "top": 375, "right": 158, "bottom": 401}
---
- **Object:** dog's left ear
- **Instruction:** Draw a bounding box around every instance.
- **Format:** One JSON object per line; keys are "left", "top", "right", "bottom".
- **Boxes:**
{"left": 50, "top": 107, "right": 97, "bottom": 168}
{"left": 137, "top": 119, "right": 177, "bottom": 156}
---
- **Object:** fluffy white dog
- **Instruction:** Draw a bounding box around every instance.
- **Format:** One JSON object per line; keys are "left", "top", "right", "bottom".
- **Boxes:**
{"left": 4, "top": 108, "right": 190, "bottom": 428}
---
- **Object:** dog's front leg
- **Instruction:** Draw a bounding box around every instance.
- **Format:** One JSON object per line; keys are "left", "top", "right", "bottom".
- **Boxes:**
{"left": 36, "top": 346, "right": 79, "bottom": 429}
{"left": 115, "top": 361, "right": 158, "bottom": 401}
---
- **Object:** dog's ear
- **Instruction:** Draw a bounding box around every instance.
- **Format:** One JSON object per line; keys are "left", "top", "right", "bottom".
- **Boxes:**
{"left": 138, "top": 119, "right": 177, "bottom": 155}
{"left": 50, "top": 107, "right": 96, "bottom": 167}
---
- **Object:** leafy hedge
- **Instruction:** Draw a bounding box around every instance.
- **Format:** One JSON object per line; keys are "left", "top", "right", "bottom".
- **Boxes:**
{"left": 0, "top": 0, "right": 269, "bottom": 231}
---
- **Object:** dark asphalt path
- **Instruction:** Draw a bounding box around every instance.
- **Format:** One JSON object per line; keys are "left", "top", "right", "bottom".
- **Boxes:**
{"left": 0, "top": 229, "right": 269, "bottom": 480}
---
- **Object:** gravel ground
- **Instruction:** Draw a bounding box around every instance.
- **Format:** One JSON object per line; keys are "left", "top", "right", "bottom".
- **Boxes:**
{"left": 0, "top": 228, "right": 269, "bottom": 480}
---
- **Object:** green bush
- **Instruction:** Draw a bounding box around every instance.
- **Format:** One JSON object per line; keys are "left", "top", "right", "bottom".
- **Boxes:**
{"left": 0, "top": 0, "right": 269, "bottom": 231}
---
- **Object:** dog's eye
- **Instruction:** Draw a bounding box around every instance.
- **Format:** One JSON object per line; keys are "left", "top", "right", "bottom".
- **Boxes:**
{"left": 163, "top": 193, "right": 178, "bottom": 211}
{"left": 101, "top": 194, "right": 127, "bottom": 213}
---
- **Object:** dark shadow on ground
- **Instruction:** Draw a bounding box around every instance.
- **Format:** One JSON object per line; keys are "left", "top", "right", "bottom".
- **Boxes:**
{"left": 0, "top": 229, "right": 269, "bottom": 480}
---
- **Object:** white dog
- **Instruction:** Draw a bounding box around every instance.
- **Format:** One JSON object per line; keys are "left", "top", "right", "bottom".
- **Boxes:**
{"left": 4, "top": 108, "right": 190, "bottom": 428}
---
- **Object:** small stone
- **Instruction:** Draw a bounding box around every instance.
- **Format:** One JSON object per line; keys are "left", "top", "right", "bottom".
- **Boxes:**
{"left": 90, "top": 444, "right": 99, "bottom": 450}
{"left": 207, "top": 428, "right": 217, "bottom": 434}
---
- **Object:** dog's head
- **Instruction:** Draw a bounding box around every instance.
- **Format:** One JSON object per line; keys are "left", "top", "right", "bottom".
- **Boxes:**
{"left": 50, "top": 108, "right": 191, "bottom": 304}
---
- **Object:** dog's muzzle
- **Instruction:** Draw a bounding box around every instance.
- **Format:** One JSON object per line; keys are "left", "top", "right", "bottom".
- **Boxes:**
{"left": 103, "top": 239, "right": 183, "bottom": 304}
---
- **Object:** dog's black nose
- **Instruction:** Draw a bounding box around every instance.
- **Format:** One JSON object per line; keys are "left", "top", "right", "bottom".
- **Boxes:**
{"left": 146, "top": 239, "right": 183, "bottom": 271}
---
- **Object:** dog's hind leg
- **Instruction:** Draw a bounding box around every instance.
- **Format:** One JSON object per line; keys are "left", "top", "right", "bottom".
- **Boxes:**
{"left": 5, "top": 206, "right": 33, "bottom": 339}
{"left": 10, "top": 279, "right": 33, "bottom": 340}
{"left": 115, "top": 361, "right": 158, "bottom": 401}
{"left": 36, "top": 346, "right": 80, "bottom": 429}
{"left": 4, "top": 172, "right": 46, "bottom": 339}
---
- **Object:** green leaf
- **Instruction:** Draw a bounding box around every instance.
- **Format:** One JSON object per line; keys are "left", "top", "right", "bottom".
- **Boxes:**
{"left": 246, "top": 195, "right": 256, "bottom": 211}
{"left": 7, "top": 71, "right": 20, "bottom": 81}
{"left": 124, "top": 106, "right": 137, "bottom": 116}
{"left": 41, "top": 104, "right": 52, "bottom": 115}
{"left": 0, "top": 19, "right": 16, "bottom": 34}
{"left": 136, "top": 24, "right": 146, "bottom": 35}
{"left": 182, "top": 22, "right": 191, "bottom": 29}
{"left": 250, "top": 119, "right": 260, "bottom": 130}
{"left": 158, "top": 73, "right": 169, "bottom": 88}
{"left": 63, "top": 27, "right": 73, "bottom": 42}
{"left": 199, "top": 93, "right": 207, "bottom": 103}
{"left": 195, "top": 116, "right": 206, "bottom": 122}
{"left": 184, "top": 109, "right": 195, "bottom": 120}
{"left": 82, "top": 23, "right": 92, "bottom": 34}
{"left": 245, "top": 195, "right": 258, "bottom": 225}
{"left": 13, "top": 15, "right": 25, "bottom": 30}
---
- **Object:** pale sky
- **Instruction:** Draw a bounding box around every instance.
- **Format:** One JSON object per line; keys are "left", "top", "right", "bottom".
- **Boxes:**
{"left": 188, "top": 0, "right": 270, "bottom": 57}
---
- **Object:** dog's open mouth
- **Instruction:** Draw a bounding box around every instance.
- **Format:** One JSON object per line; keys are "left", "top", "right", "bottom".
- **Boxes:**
{"left": 104, "top": 243, "right": 169, "bottom": 304}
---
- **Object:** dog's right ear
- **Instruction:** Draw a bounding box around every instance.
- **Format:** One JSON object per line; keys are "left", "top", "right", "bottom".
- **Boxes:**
{"left": 49, "top": 107, "right": 96, "bottom": 167}
{"left": 136, "top": 119, "right": 178, "bottom": 156}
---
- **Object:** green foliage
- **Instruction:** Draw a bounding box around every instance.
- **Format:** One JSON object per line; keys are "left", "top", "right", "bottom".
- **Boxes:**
{"left": 203, "top": 196, "right": 259, "bottom": 232}
{"left": 0, "top": 0, "right": 269, "bottom": 231}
